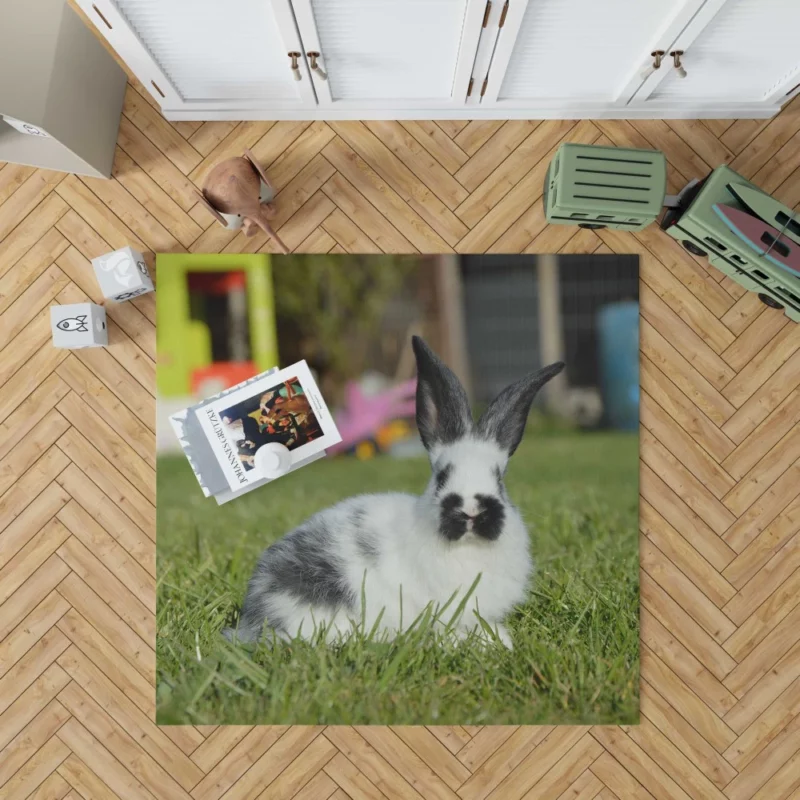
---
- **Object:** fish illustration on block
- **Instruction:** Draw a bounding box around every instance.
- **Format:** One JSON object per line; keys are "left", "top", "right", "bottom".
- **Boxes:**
{"left": 56, "top": 315, "right": 89, "bottom": 332}
{"left": 713, "top": 204, "right": 800, "bottom": 276}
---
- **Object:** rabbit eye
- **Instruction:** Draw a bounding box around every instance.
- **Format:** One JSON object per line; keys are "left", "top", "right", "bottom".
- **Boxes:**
{"left": 493, "top": 466, "right": 505, "bottom": 496}
{"left": 441, "top": 493, "right": 463, "bottom": 512}
{"left": 434, "top": 463, "right": 453, "bottom": 494}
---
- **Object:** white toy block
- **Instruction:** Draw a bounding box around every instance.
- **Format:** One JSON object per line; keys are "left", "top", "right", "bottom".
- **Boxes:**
{"left": 51, "top": 303, "right": 107, "bottom": 349}
{"left": 92, "top": 246, "right": 154, "bottom": 302}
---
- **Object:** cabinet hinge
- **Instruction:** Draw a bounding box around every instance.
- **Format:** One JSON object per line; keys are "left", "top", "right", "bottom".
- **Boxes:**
{"left": 499, "top": 0, "right": 509, "bottom": 27}
{"left": 467, "top": 77, "right": 474, "bottom": 97}
{"left": 482, "top": 1, "right": 492, "bottom": 27}
{"left": 480, "top": 77, "right": 488, "bottom": 97}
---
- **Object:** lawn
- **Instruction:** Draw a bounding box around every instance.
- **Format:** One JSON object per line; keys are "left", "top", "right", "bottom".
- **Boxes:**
{"left": 156, "top": 430, "right": 640, "bottom": 726}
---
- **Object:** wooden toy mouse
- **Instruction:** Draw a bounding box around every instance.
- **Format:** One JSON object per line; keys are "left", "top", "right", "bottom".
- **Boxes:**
{"left": 196, "top": 149, "right": 290, "bottom": 254}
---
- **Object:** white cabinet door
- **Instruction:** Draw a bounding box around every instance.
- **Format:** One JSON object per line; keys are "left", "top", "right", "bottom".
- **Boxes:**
{"left": 632, "top": 0, "right": 800, "bottom": 109}
{"left": 479, "top": 0, "right": 708, "bottom": 110}
{"left": 288, "top": 0, "right": 487, "bottom": 109}
{"left": 76, "top": 0, "right": 316, "bottom": 112}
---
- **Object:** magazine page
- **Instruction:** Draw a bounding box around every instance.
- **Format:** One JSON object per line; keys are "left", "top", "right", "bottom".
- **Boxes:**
{"left": 194, "top": 360, "right": 342, "bottom": 492}
{"left": 213, "top": 451, "right": 326, "bottom": 505}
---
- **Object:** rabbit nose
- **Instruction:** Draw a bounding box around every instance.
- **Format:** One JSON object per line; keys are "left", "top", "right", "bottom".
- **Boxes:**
{"left": 463, "top": 499, "right": 480, "bottom": 518}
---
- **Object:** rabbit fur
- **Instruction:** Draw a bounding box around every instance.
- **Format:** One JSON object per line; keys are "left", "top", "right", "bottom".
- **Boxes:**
{"left": 224, "top": 336, "right": 564, "bottom": 648}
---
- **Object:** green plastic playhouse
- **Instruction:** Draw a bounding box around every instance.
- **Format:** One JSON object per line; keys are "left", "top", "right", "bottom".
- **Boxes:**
{"left": 543, "top": 143, "right": 667, "bottom": 232}
{"left": 156, "top": 253, "right": 279, "bottom": 397}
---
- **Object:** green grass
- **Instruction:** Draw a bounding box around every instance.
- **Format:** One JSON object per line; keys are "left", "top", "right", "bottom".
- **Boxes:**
{"left": 156, "top": 430, "right": 639, "bottom": 725}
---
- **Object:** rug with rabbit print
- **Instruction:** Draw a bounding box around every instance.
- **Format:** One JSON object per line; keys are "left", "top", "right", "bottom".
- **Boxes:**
{"left": 156, "top": 253, "right": 640, "bottom": 725}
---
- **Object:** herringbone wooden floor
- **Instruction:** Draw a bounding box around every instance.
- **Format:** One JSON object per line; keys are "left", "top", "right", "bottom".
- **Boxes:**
{"left": 3, "top": 62, "right": 800, "bottom": 797}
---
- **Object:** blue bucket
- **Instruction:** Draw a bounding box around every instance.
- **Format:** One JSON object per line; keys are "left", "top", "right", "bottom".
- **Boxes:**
{"left": 597, "top": 301, "right": 640, "bottom": 431}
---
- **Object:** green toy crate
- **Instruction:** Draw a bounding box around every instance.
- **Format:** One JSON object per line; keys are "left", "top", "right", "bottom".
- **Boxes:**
{"left": 544, "top": 143, "right": 667, "bottom": 231}
{"left": 661, "top": 165, "right": 800, "bottom": 322}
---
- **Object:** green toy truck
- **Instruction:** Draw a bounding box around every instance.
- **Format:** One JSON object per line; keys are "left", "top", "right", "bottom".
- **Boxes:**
{"left": 660, "top": 165, "right": 800, "bottom": 322}
{"left": 544, "top": 142, "right": 800, "bottom": 322}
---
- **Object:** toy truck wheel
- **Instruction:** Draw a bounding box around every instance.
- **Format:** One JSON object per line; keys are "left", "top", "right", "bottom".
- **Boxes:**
{"left": 578, "top": 223, "right": 606, "bottom": 229}
{"left": 758, "top": 293, "right": 784, "bottom": 310}
{"left": 682, "top": 240, "right": 707, "bottom": 257}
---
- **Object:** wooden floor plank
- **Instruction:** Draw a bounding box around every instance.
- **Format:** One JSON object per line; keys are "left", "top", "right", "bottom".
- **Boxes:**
{"left": 56, "top": 752, "right": 120, "bottom": 800}
{"left": 116, "top": 115, "right": 200, "bottom": 211}
{"left": 363, "top": 120, "right": 469, "bottom": 210}
{"left": 0, "top": 170, "right": 66, "bottom": 244}
{"left": 0, "top": 698, "right": 71, "bottom": 790}
{"left": 56, "top": 569, "right": 155, "bottom": 682}
{"left": 590, "top": 726, "right": 694, "bottom": 800}
{"left": 56, "top": 646, "right": 204, "bottom": 791}
{"left": 641, "top": 320, "right": 737, "bottom": 427}
{"left": 264, "top": 122, "right": 335, "bottom": 192}
{"left": 723, "top": 532, "right": 800, "bottom": 625}
{"left": 122, "top": 85, "right": 202, "bottom": 176}
{"left": 0, "top": 589, "right": 69, "bottom": 685}
{"left": 723, "top": 603, "right": 800, "bottom": 698}
{"left": 56, "top": 681, "right": 191, "bottom": 799}
{"left": 0, "top": 733, "right": 71, "bottom": 800}
{"left": 400, "top": 121, "right": 469, "bottom": 175}
{"left": 638, "top": 680, "right": 736, "bottom": 791}
{"left": 0, "top": 229, "right": 68, "bottom": 318}
{"left": 457, "top": 121, "right": 592, "bottom": 244}
{"left": 55, "top": 533, "right": 154, "bottom": 644}
{"left": 56, "top": 607, "right": 154, "bottom": 716}
{"left": 1, "top": 71, "right": 799, "bottom": 799}
{"left": 0, "top": 162, "right": 36, "bottom": 206}
{"left": 0, "top": 665, "right": 70, "bottom": 758}
{"left": 0, "top": 193, "right": 69, "bottom": 280}
{"left": 56, "top": 716, "right": 158, "bottom": 800}
{"left": 455, "top": 121, "right": 572, "bottom": 229}
{"left": 454, "top": 121, "right": 538, "bottom": 193}
{"left": 327, "top": 124, "right": 466, "bottom": 248}
{"left": 723, "top": 674, "right": 800, "bottom": 772}
{"left": 111, "top": 147, "right": 203, "bottom": 248}
{"left": 457, "top": 727, "right": 552, "bottom": 800}
{"left": 0, "top": 627, "right": 70, "bottom": 718}
{"left": 722, "top": 465, "right": 800, "bottom": 552}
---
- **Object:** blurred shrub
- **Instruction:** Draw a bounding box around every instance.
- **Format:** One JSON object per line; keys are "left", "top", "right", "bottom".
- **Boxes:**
{"left": 273, "top": 255, "right": 420, "bottom": 395}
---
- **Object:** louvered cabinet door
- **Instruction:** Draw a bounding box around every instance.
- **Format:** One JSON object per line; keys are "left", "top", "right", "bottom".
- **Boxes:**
{"left": 76, "top": 0, "right": 316, "bottom": 112}
{"left": 479, "top": 0, "right": 707, "bottom": 110}
{"left": 632, "top": 0, "right": 800, "bottom": 110}
{"left": 288, "top": 0, "right": 487, "bottom": 108}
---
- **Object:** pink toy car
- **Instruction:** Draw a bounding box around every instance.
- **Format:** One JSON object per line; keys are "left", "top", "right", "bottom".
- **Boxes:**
{"left": 328, "top": 378, "right": 417, "bottom": 458}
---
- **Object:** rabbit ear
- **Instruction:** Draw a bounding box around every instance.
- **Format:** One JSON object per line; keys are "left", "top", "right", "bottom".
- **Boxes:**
{"left": 476, "top": 362, "right": 565, "bottom": 456}
{"left": 412, "top": 336, "right": 473, "bottom": 451}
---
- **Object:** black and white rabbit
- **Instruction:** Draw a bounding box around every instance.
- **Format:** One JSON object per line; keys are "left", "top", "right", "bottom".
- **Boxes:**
{"left": 224, "top": 336, "right": 564, "bottom": 648}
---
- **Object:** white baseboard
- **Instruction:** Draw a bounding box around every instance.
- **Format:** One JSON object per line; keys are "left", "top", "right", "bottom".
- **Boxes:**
{"left": 162, "top": 104, "right": 779, "bottom": 122}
